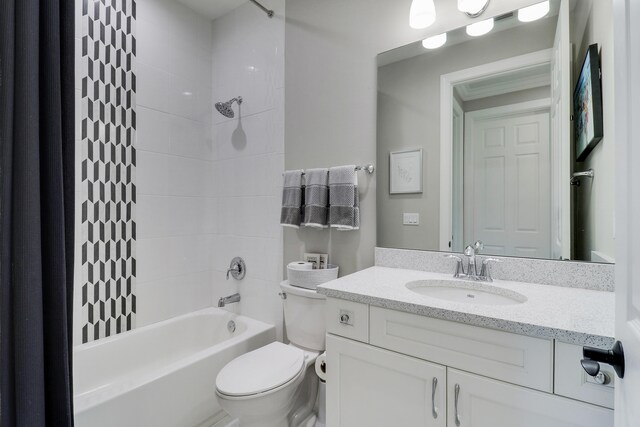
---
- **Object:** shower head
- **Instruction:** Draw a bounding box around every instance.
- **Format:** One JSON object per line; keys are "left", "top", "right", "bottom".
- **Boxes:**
{"left": 215, "top": 96, "right": 243, "bottom": 118}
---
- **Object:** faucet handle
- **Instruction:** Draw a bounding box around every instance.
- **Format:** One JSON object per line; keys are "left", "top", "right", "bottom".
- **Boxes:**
{"left": 473, "top": 241, "right": 484, "bottom": 253}
{"left": 444, "top": 254, "right": 465, "bottom": 278}
{"left": 479, "top": 258, "right": 501, "bottom": 282}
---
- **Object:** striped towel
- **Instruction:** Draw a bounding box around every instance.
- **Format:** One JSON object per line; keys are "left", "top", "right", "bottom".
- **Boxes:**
{"left": 302, "top": 168, "right": 329, "bottom": 228}
{"left": 329, "top": 165, "right": 360, "bottom": 231}
{"left": 280, "top": 170, "right": 304, "bottom": 228}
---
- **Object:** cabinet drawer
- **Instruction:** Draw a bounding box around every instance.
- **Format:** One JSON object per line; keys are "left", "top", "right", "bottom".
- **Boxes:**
{"left": 554, "top": 341, "right": 615, "bottom": 409}
{"left": 370, "top": 306, "right": 553, "bottom": 392}
{"left": 325, "top": 298, "right": 369, "bottom": 343}
{"left": 448, "top": 368, "right": 613, "bottom": 427}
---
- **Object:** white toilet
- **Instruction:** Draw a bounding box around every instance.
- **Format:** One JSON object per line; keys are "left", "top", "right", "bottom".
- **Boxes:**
{"left": 215, "top": 281, "right": 326, "bottom": 427}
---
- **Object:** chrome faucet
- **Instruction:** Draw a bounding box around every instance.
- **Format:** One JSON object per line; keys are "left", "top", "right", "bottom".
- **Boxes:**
{"left": 463, "top": 241, "right": 483, "bottom": 279}
{"left": 446, "top": 241, "right": 501, "bottom": 282}
{"left": 218, "top": 293, "right": 241, "bottom": 307}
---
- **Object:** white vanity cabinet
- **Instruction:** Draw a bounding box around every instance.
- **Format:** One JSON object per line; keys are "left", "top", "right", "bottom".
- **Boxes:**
{"left": 326, "top": 334, "right": 446, "bottom": 427}
{"left": 448, "top": 369, "right": 613, "bottom": 427}
{"left": 325, "top": 298, "right": 614, "bottom": 427}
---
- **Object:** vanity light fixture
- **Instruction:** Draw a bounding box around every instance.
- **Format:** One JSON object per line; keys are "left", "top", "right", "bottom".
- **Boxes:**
{"left": 466, "top": 17, "right": 494, "bottom": 36}
{"left": 409, "top": 0, "right": 436, "bottom": 29}
{"left": 518, "top": 1, "right": 550, "bottom": 22}
{"left": 422, "top": 32, "right": 447, "bottom": 49}
{"left": 458, "top": 0, "right": 490, "bottom": 18}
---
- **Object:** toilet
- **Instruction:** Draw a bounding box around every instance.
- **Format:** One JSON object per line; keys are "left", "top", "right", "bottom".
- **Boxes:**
{"left": 215, "top": 281, "right": 326, "bottom": 427}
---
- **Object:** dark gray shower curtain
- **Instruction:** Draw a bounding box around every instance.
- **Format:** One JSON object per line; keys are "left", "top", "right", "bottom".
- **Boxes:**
{"left": 0, "top": 0, "right": 75, "bottom": 425}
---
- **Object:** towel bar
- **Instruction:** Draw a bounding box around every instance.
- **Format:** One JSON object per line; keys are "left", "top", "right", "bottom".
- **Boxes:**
{"left": 291, "top": 164, "right": 375, "bottom": 176}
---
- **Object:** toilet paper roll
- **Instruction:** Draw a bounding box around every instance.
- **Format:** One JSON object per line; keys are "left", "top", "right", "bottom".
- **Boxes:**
{"left": 287, "top": 261, "right": 313, "bottom": 270}
{"left": 315, "top": 352, "right": 327, "bottom": 381}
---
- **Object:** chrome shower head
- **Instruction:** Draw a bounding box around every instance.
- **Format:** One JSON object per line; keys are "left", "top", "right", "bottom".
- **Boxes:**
{"left": 215, "top": 96, "right": 243, "bottom": 118}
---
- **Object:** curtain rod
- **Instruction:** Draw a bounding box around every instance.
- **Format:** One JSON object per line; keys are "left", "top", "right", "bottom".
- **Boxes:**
{"left": 249, "top": 0, "right": 274, "bottom": 18}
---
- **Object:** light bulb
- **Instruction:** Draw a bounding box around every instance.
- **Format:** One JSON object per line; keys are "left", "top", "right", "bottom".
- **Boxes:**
{"left": 422, "top": 33, "right": 447, "bottom": 49}
{"left": 458, "top": 0, "right": 489, "bottom": 15}
{"left": 466, "top": 17, "right": 494, "bottom": 37}
{"left": 518, "top": 1, "right": 550, "bottom": 22}
{"left": 410, "top": 0, "right": 436, "bottom": 29}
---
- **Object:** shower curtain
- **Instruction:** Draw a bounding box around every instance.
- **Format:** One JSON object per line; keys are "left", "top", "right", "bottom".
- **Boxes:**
{"left": 0, "top": 0, "right": 75, "bottom": 425}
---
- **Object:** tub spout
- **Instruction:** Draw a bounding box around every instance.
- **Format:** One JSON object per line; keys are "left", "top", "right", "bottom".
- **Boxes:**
{"left": 218, "top": 293, "right": 241, "bottom": 307}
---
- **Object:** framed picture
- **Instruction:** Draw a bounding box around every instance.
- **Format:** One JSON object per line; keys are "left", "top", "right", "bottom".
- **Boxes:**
{"left": 390, "top": 149, "right": 423, "bottom": 194}
{"left": 574, "top": 43, "right": 603, "bottom": 162}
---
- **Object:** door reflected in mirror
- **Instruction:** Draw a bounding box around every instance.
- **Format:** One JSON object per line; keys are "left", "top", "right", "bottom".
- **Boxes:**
{"left": 376, "top": 0, "right": 614, "bottom": 263}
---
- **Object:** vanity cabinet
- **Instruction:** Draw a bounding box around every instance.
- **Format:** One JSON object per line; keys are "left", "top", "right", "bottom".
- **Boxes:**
{"left": 448, "top": 369, "right": 613, "bottom": 427}
{"left": 326, "top": 334, "right": 446, "bottom": 427}
{"left": 325, "top": 298, "right": 614, "bottom": 426}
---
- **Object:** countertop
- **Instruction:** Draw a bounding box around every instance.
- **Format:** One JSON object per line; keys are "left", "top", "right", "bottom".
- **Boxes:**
{"left": 317, "top": 266, "right": 615, "bottom": 348}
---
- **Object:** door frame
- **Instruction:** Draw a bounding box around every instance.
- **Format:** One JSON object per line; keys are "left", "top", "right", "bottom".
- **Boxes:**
{"left": 439, "top": 48, "right": 553, "bottom": 251}
{"left": 462, "top": 99, "right": 552, "bottom": 250}
{"left": 614, "top": 0, "right": 640, "bottom": 424}
{"left": 451, "top": 97, "right": 464, "bottom": 252}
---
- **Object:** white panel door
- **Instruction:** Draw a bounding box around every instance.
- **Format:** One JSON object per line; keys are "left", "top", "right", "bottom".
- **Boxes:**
{"left": 326, "top": 334, "right": 446, "bottom": 427}
{"left": 448, "top": 369, "right": 613, "bottom": 427}
{"left": 614, "top": 0, "right": 640, "bottom": 424}
{"left": 465, "top": 105, "right": 550, "bottom": 258}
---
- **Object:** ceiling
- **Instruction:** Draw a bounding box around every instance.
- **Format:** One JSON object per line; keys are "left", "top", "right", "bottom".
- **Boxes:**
{"left": 176, "top": 0, "right": 248, "bottom": 20}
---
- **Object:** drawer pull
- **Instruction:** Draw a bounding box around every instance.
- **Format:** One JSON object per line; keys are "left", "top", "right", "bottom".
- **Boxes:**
{"left": 340, "top": 314, "right": 350, "bottom": 324}
{"left": 454, "top": 383, "right": 461, "bottom": 426}
{"left": 431, "top": 377, "right": 438, "bottom": 419}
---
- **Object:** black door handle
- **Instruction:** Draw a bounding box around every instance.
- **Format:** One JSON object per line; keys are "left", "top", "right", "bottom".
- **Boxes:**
{"left": 580, "top": 340, "right": 625, "bottom": 379}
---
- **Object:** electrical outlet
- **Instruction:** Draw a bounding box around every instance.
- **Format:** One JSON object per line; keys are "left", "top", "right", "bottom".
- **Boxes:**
{"left": 403, "top": 213, "right": 420, "bottom": 226}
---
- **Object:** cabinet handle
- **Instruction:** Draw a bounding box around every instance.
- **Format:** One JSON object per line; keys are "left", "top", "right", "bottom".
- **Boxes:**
{"left": 431, "top": 377, "right": 438, "bottom": 419}
{"left": 454, "top": 383, "right": 461, "bottom": 426}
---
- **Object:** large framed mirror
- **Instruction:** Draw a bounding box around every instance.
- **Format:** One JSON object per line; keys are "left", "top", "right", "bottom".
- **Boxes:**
{"left": 376, "top": 0, "right": 614, "bottom": 263}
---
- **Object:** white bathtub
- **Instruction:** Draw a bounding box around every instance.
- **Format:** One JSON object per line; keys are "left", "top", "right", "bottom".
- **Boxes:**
{"left": 74, "top": 308, "right": 276, "bottom": 427}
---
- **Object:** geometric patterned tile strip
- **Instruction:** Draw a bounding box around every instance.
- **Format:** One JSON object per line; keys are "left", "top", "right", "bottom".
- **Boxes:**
{"left": 81, "top": 0, "right": 137, "bottom": 343}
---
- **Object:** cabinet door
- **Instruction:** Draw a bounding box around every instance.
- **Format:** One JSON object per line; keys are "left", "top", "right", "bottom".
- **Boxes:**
{"left": 447, "top": 369, "right": 613, "bottom": 427}
{"left": 326, "top": 334, "right": 445, "bottom": 427}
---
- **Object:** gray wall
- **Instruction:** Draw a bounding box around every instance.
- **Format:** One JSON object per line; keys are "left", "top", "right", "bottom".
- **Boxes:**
{"left": 376, "top": 19, "right": 556, "bottom": 252}
{"left": 284, "top": 0, "right": 542, "bottom": 276}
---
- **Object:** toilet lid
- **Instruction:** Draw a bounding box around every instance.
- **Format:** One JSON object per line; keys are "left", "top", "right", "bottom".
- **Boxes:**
{"left": 216, "top": 342, "right": 305, "bottom": 397}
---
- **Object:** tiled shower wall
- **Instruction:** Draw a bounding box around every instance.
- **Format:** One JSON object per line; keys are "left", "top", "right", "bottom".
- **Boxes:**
{"left": 210, "top": 0, "right": 285, "bottom": 339}
{"left": 74, "top": 0, "right": 285, "bottom": 343}
{"left": 75, "top": 0, "right": 137, "bottom": 344}
{"left": 135, "top": 0, "right": 214, "bottom": 327}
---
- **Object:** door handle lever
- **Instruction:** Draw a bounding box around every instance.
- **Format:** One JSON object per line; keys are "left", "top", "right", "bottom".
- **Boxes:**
{"left": 580, "top": 340, "right": 625, "bottom": 379}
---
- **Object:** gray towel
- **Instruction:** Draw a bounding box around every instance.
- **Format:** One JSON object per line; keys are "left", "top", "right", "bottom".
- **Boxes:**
{"left": 280, "top": 170, "right": 304, "bottom": 228}
{"left": 302, "top": 168, "right": 329, "bottom": 228}
{"left": 329, "top": 165, "right": 360, "bottom": 231}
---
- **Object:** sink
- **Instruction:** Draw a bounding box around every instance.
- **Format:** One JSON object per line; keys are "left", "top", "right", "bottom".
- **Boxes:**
{"left": 406, "top": 279, "right": 527, "bottom": 306}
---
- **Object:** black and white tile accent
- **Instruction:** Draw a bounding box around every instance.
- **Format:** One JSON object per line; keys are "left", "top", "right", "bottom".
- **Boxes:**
{"left": 80, "top": 0, "right": 137, "bottom": 343}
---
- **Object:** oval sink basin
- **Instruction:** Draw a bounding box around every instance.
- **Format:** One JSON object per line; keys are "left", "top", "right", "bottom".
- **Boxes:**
{"left": 406, "top": 279, "right": 527, "bottom": 306}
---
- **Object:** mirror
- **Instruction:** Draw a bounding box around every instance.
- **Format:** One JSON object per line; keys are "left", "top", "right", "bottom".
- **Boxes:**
{"left": 376, "top": 0, "right": 614, "bottom": 263}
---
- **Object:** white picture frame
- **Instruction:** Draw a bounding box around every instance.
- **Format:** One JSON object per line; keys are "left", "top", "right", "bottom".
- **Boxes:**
{"left": 390, "top": 149, "right": 423, "bottom": 194}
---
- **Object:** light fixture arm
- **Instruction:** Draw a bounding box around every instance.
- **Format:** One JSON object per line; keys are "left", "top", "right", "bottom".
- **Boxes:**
{"left": 461, "top": 0, "right": 490, "bottom": 18}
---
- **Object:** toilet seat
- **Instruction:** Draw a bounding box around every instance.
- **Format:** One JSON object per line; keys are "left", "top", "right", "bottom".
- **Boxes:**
{"left": 216, "top": 342, "right": 305, "bottom": 397}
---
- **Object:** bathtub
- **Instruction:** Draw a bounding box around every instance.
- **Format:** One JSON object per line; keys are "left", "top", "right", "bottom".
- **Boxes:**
{"left": 74, "top": 308, "right": 276, "bottom": 427}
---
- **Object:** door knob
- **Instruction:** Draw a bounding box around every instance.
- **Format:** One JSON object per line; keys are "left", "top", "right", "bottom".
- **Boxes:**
{"left": 580, "top": 340, "right": 625, "bottom": 379}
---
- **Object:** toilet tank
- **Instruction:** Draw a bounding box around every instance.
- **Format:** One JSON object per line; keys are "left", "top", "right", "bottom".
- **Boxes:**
{"left": 280, "top": 281, "right": 326, "bottom": 351}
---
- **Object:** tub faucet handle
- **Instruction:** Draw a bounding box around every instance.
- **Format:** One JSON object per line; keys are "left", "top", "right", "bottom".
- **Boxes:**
{"left": 226, "top": 257, "right": 246, "bottom": 280}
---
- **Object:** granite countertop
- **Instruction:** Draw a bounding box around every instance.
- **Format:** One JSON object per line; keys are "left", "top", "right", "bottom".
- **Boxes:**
{"left": 317, "top": 266, "right": 615, "bottom": 348}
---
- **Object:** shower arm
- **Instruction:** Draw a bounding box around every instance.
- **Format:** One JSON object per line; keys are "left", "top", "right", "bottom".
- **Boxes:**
{"left": 249, "top": 0, "right": 274, "bottom": 18}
